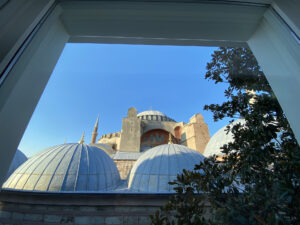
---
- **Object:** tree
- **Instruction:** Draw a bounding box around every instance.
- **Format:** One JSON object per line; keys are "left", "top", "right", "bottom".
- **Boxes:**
{"left": 151, "top": 47, "right": 300, "bottom": 225}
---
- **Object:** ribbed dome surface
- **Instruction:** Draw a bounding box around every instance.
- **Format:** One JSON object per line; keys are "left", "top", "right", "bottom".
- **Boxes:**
{"left": 137, "top": 110, "right": 166, "bottom": 117}
{"left": 6, "top": 149, "right": 27, "bottom": 179}
{"left": 137, "top": 110, "right": 175, "bottom": 122}
{"left": 3, "top": 143, "right": 121, "bottom": 192}
{"left": 128, "top": 144, "right": 205, "bottom": 192}
{"left": 204, "top": 119, "right": 245, "bottom": 157}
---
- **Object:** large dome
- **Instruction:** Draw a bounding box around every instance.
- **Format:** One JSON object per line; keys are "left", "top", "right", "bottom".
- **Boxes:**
{"left": 128, "top": 144, "right": 205, "bottom": 192}
{"left": 6, "top": 149, "right": 27, "bottom": 179}
{"left": 137, "top": 110, "right": 175, "bottom": 122}
{"left": 3, "top": 143, "right": 121, "bottom": 192}
{"left": 204, "top": 119, "right": 245, "bottom": 157}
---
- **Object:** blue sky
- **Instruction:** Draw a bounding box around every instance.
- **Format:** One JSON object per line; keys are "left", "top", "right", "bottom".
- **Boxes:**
{"left": 19, "top": 43, "right": 230, "bottom": 157}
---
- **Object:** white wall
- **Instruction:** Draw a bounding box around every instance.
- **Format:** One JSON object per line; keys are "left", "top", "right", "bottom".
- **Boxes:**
{"left": 248, "top": 6, "right": 300, "bottom": 142}
{"left": 0, "top": 0, "right": 55, "bottom": 75}
{"left": 0, "top": 5, "right": 69, "bottom": 185}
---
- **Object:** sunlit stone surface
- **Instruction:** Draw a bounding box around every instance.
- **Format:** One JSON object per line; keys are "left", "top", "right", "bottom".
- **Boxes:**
{"left": 2, "top": 143, "right": 121, "bottom": 192}
{"left": 128, "top": 144, "right": 205, "bottom": 192}
{"left": 99, "top": 107, "right": 210, "bottom": 156}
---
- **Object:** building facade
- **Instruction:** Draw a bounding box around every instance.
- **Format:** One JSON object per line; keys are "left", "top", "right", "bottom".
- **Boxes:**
{"left": 94, "top": 107, "right": 210, "bottom": 178}
{"left": 97, "top": 108, "right": 210, "bottom": 153}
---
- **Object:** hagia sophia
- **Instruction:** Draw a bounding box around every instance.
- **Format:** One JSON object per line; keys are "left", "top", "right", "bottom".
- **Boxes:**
{"left": 0, "top": 107, "right": 237, "bottom": 225}
{"left": 92, "top": 107, "right": 210, "bottom": 179}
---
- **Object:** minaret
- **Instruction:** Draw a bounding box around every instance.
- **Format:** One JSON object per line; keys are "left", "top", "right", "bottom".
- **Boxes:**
{"left": 78, "top": 132, "right": 85, "bottom": 144}
{"left": 91, "top": 115, "right": 99, "bottom": 144}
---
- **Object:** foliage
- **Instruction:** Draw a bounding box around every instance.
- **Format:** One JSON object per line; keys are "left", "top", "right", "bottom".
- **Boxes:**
{"left": 150, "top": 47, "right": 300, "bottom": 225}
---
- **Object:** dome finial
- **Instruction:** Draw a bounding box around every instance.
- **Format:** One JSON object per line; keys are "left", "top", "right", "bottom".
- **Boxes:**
{"left": 79, "top": 131, "right": 85, "bottom": 144}
{"left": 168, "top": 133, "right": 173, "bottom": 144}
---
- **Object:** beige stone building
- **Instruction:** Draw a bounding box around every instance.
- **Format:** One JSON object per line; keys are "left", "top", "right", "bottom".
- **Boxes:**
{"left": 91, "top": 107, "right": 210, "bottom": 179}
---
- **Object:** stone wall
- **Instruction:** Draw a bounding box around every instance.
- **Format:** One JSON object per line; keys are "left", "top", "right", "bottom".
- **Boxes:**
{"left": 141, "top": 120, "right": 177, "bottom": 136}
{"left": 0, "top": 192, "right": 170, "bottom": 225}
{"left": 114, "top": 160, "right": 136, "bottom": 179}
{"left": 119, "top": 108, "right": 141, "bottom": 152}
{"left": 181, "top": 114, "right": 210, "bottom": 154}
{"left": 98, "top": 132, "right": 121, "bottom": 150}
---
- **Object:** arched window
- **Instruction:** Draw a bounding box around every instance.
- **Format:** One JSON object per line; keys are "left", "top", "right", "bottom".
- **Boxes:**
{"left": 150, "top": 134, "right": 154, "bottom": 143}
{"left": 155, "top": 133, "right": 160, "bottom": 142}
{"left": 140, "top": 129, "right": 169, "bottom": 148}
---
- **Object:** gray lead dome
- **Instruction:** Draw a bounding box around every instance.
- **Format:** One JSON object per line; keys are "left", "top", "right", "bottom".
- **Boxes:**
{"left": 204, "top": 119, "right": 245, "bottom": 157}
{"left": 137, "top": 110, "right": 175, "bottom": 122}
{"left": 128, "top": 144, "right": 205, "bottom": 192}
{"left": 3, "top": 143, "right": 121, "bottom": 192}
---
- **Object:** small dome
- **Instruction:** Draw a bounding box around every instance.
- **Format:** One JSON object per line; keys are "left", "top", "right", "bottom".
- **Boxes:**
{"left": 204, "top": 119, "right": 245, "bottom": 157}
{"left": 6, "top": 149, "right": 27, "bottom": 179}
{"left": 3, "top": 143, "right": 121, "bottom": 192}
{"left": 128, "top": 144, "right": 205, "bottom": 192}
{"left": 137, "top": 110, "right": 175, "bottom": 122}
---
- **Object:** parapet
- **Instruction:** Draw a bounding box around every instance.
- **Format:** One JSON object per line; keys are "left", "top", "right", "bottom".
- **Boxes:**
{"left": 100, "top": 132, "right": 121, "bottom": 139}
